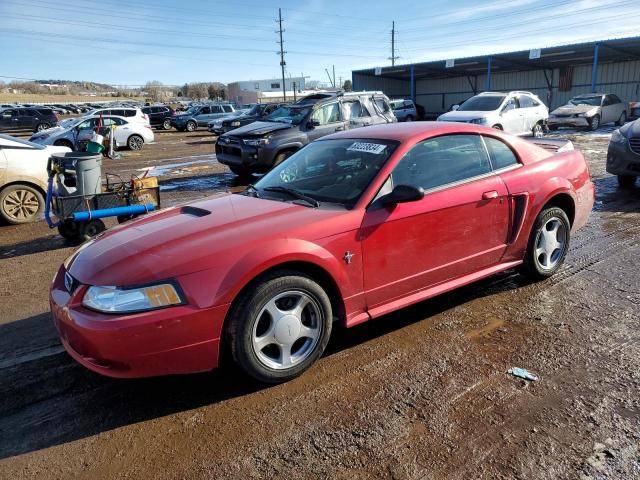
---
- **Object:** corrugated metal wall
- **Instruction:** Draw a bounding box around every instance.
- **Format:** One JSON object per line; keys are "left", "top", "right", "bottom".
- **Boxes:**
{"left": 354, "top": 60, "right": 640, "bottom": 115}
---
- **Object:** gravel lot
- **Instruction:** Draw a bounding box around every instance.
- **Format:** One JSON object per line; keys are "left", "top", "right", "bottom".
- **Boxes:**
{"left": 0, "top": 125, "right": 639, "bottom": 479}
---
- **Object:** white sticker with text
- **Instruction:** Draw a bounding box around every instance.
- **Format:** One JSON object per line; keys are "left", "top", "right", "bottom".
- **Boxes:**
{"left": 347, "top": 142, "right": 387, "bottom": 154}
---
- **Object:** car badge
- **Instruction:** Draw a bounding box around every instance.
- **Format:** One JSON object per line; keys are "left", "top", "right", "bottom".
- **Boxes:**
{"left": 343, "top": 251, "right": 355, "bottom": 264}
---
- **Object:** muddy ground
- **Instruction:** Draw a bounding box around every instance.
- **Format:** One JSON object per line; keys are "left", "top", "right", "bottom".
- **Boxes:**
{"left": 0, "top": 126, "right": 638, "bottom": 479}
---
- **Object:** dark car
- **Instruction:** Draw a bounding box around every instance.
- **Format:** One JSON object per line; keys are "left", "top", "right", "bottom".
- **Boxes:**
{"left": 209, "top": 103, "right": 285, "bottom": 135}
{"left": 0, "top": 107, "right": 58, "bottom": 133}
{"left": 606, "top": 118, "right": 640, "bottom": 187}
{"left": 142, "top": 105, "right": 176, "bottom": 130}
{"left": 215, "top": 91, "right": 396, "bottom": 176}
{"left": 170, "top": 104, "right": 235, "bottom": 132}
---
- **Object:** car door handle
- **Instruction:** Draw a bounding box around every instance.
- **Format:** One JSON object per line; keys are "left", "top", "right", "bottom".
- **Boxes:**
{"left": 482, "top": 190, "right": 499, "bottom": 200}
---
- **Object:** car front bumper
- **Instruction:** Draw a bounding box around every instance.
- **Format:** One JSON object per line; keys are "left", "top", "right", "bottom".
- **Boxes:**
{"left": 547, "top": 116, "right": 590, "bottom": 127}
{"left": 215, "top": 139, "right": 277, "bottom": 172}
{"left": 606, "top": 138, "right": 640, "bottom": 176}
{"left": 50, "top": 266, "right": 228, "bottom": 378}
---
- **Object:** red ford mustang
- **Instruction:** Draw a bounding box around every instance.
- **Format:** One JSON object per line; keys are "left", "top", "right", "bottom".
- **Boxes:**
{"left": 50, "top": 122, "right": 594, "bottom": 383}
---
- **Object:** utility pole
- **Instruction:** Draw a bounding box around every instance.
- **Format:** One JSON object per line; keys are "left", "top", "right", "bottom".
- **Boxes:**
{"left": 332, "top": 65, "right": 336, "bottom": 88}
{"left": 292, "top": 81, "right": 297, "bottom": 101}
{"left": 325, "top": 68, "right": 333, "bottom": 87}
{"left": 390, "top": 21, "right": 399, "bottom": 66}
{"left": 277, "top": 8, "right": 286, "bottom": 101}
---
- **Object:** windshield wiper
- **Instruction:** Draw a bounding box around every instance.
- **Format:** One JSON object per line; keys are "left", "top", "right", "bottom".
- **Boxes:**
{"left": 245, "top": 184, "right": 260, "bottom": 198}
{"left": 263, "top": 186, "right": 320, "bottom": 207}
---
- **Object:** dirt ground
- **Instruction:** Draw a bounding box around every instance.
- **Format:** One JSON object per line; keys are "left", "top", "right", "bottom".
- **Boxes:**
{"left": 0, "top": 126, "right": 638, "bottom": 480}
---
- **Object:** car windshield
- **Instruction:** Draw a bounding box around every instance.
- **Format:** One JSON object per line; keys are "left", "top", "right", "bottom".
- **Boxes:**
{"left": 569, "top": 96, "right": 602, "bottom": 106}
{"left": 264, "top": 105, "right": 311, "bottom": 125}
{"left": 251, "top": 138, "right": 398, "bottom": 208}
{"left": 390, "top": 101, "right": 403, "bottom": 110}
{"left": 457, "top": 95, "right": 506, "bottom": 111}
{"left": 0, "top": 134, "right": 45, "bottom": 149}
{"left": 59, "top": 118, "right": 77, "bottom": 128}
{"left": 185, "top": 106, "right": 200, "bottom": 115}
{"left": 245, "top": 105, "right": 263, "bottom": 115}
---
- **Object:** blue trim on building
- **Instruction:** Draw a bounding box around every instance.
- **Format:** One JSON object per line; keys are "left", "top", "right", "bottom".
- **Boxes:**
{"left": 591, "top": 43, "right": 600, "bottom": 93}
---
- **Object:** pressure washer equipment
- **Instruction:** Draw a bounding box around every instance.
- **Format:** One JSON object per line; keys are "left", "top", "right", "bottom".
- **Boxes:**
{"left": 45, "top": 152, "right": 160, "bottom": 241}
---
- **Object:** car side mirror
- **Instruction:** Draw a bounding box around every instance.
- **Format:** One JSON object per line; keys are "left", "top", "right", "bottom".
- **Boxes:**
{"left": 381, "top": 184, "right": 425, "bottom": 206}
{"left": 451, "top": 104, "right": 460, "bottom": 111}
{"left": 307, "top": 119, "right": 320, "bottom": 129}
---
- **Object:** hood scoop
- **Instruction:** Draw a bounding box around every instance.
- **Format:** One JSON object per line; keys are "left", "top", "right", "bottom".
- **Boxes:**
{"left": 180, "top": 206, "right": 211, "bottom": 217}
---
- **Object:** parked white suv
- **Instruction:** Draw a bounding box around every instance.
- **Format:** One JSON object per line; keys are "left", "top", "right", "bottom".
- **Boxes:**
{"left": 83, "top": 107, "right": 150, "bottom": 126}
{"left": 438, "top": 91, "right": 548, "bottom": 137}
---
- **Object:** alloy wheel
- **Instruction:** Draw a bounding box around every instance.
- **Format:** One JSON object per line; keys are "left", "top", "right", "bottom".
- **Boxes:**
{"left": 251, "top": 290, "right": 323, "bottom": 370}
{"left": 534, "top": 217, "right": 567, "bottom": 270}
{"left": 2, "top": 189, "right": 40, "bottom": 221}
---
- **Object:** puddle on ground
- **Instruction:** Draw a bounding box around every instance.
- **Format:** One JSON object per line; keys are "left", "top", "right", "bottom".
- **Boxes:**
{"left": 159, "top": 172, "right": 246, "bottom": 193}
{"left": 137, "top": 155, "right": 217, "bottom": 177}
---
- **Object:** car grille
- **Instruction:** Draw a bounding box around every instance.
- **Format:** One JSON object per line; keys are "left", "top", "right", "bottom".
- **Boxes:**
{"left": 218, "top": 137, "right": 242, "bottom": 157}
{"left": 629, "top": 138, "right": 640, "bottom": 155}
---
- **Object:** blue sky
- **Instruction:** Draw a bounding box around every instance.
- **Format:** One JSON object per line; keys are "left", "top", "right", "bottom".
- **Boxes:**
{"left": 0, "top": 0, "right": 638, "bottom": 87}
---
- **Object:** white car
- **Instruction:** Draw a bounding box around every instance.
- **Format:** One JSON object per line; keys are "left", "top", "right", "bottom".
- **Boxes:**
{"left": 82, "top": 107, "right": 150, "bottom": 126}
{"left": 30, "top": 115, "right": 154, "bottom": 151}
{"left": 438, "top": 91, "right": 549, "bottom": 137}
{"left": 0, "top": 134, "right": 71, "bottom": 224}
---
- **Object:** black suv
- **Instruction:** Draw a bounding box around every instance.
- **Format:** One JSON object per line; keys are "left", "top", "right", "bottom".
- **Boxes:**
{"left": 142, "top": 105, "right": 176, "bottom": 130}
{"left": 216, "top": 92, "right": 395, "bottom": 176}
{"left": 0, "top": 108, "right": 58, "bottom": 133}
{"left": 209, "top": 103, "right": 286, "bottom": 135}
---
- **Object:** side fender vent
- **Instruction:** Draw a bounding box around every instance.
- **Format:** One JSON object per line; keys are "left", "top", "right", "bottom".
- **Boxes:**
{"left": 508, "top": 194, "right": 528, "bottom": 244}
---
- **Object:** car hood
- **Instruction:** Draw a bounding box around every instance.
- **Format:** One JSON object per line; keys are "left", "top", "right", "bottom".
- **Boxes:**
{"left": 223, "top": 120, "right": 292, "bottom": 137}
{"left": 208, "top": 113, "right": 243, "bottom": 125}
{"left": 222, "top": 114, "right": 257, "bottom": 126}
{"left": 67, "top": 194, "right": 347, "bottom": 286}
{"left": 620, "top": 118, "right": 640, "bottom": 137}
{"left": 551, "top": 104, "right": 599, "bottom": 115}
{"left": 438, "top": 111, "right": 491, "bottom": 121}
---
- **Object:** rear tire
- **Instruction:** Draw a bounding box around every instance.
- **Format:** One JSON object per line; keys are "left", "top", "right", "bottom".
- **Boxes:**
{"left": 521, "top": 207, "right": 570, "bottom": 280}
{"left": 617, "top": 175, "right": 637, "bottom": 188}
{"left": 225, "top": 270, "right": 333, "bottom": 384}
{"left": 0, "top": 184, "right": 44, "bottom": 224}
{"left": 162, "top": 119, "right": 172, "bottom": 130}
{"left": 127, "top": 134, "right": 144, "bottom": 150}
{"left": 35, "top": 123, "right": 49, "bottom": 132}
{"left": 492, "top": 124, "right": 503, "bottom": 130}
{"left": 405, "top": 115, "right": 414, "bottom": 122}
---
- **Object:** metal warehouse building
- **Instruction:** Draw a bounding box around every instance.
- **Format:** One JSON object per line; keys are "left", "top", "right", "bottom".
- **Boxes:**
{"left": 352, "top": 36, "right": 640, "bottom": 116}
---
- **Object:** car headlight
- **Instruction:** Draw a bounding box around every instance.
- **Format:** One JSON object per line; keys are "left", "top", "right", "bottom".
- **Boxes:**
{"left": 82, "top": 282, "right": 184, "bottom": 313}
{"left": 243, "top": 137, "right": 269, "bottom": 146}
{"left": 468, "top": 118, "right": 485, "bottom": 124}
{"left": 610, "top": 129, "right": 626, "bottom": 144}
{"left": 231, "top": 121, "right": 241, "bottom": 127}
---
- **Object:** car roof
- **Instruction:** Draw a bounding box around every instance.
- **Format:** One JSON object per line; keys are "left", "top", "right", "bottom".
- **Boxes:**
{"left": 574, "top": 93, "right": 605, "bottom": 97}
{"left": 322, "top": 121, "right": 494, "bottom": 143}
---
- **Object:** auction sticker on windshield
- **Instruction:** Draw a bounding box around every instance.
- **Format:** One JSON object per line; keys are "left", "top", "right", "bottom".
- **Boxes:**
{"left": 347, "top": 142, "right": 387, "bottom": 154}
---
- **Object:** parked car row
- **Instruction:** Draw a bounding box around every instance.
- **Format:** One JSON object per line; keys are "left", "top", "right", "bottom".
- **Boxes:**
{"left": 216, "top": 91, "right": 396, "bottom": 176}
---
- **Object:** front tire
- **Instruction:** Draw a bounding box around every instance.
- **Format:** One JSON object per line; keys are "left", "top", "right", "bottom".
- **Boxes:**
{"left": 186, "top": 121, "right": 197, "bottom": 132}
{"left": 35, "top": 123, "right": 49, "bottom": 132}
{"left": 0, "top": 184, "right": 44, "bottom": 224}
{"left": 492, "top": 124, "right": 503, "bottom": 130}
{"left": 273, "top": 150, "right": 293, "bottom": 167}
{"left": 229, "top": 165, "right": 252, "bottom": 177}
{"left": 618, "top": 175, "right": 637, "bottom": 188}
{"left": 162, "top": 119, "right": 172, "bottom": 130}
{"left": 226, "top": 271, "right": 333, "bottom": 383}
{"left": 589, "top": 114, "right": 600, "bottom": 131}
{"left": 522, "top": 207, "right": 570, "bottom": 280}
{"left": 405, "top": 115, "right": 414, "bottom": 122}
{"left": 532, "top": 122, "right": 544, "bottom": 138}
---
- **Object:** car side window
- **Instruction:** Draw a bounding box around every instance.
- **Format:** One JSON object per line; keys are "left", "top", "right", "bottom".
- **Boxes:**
{"left": 518, "top": 96, "right": 534, "bottom": 108}
{"left": 483, "top": 137, "right": 520, "bottom": 170}
{"left": 342, "top": 100, "right": 368, "bottom": 120}
{"left": 602, "top": 96, "right": 612, "bottom": 106}
{"left": 222, "top": 105, "right": 233, "bottom": 113}
{"left": 392, "top": 134, "right": 492, "bottom": 191}
{"left": 310, "top": 102, "right": 341, "bottom": 125}
{"left": 78, "top": 119, "right": 95, "bottom": 129}
{"left": 373, "top": 97, "right": 391, "bottom": 113}
{"left": 610, "top": 94, "right": 621, "bottom": 104}
{"left": 2, "top": 110, "right": 15, "bottom": 116}
{"left": 503, "top": 98, "right": 519, "bottom": 111}
{"left": 200, "top": 106, "right": 210, "bottom": 114}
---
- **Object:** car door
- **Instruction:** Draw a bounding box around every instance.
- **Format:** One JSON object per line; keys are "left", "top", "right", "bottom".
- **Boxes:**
{"left": 360, "top": 134, "right": 510, "bottom": 308}
{"left": 0, "top": 110, "right": 17, "bottom": 132}
{"left": 106, "top": 117, "right": 129, "bottom": 146}
{"left": 306, "top": 101, "right": 346, "bottom": 141}
{"left": 605, "top": 94, "right": 625, "bottom": 124}
{"left": 499, "top": 98, "right": 524, "bottom": 134}
{"left": 600, "top": 95, "right": 615, "bottom": 124}
{"left": 0, "top": 144, "right": 7, "bottom": 184}
{"left": 517, "top": 95, "right": 538, "bottom": 132}
{"left": 17, "top": 109, "right": 34, "bottom": 130}
{"left": 195, "top": 106, "right": 211, "bottom": 125}
{"left": 372, "top": 96, "right": 395, "bottom": 123}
